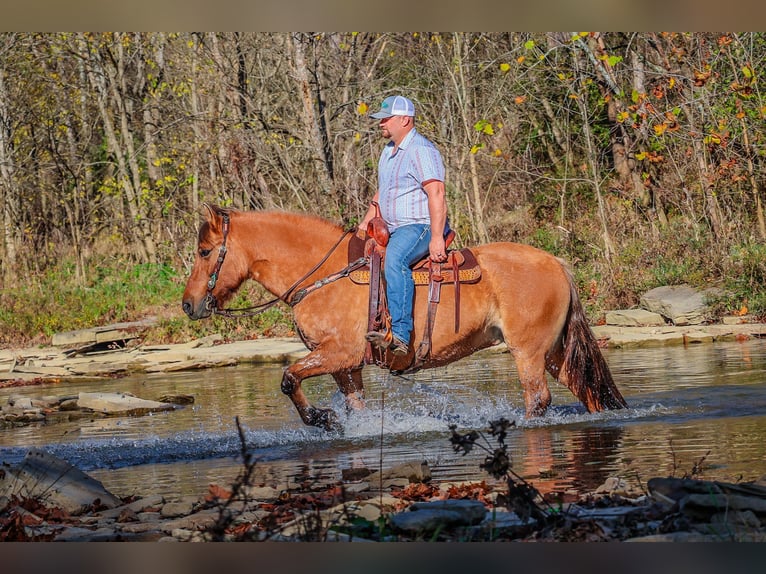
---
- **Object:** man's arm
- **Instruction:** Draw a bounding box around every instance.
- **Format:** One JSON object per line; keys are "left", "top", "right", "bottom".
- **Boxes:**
{"left": 423, "top": 179, "right": 448, "bottom": 262}
{"left": 357, "top": 191, "right": 380, "bottom": 237}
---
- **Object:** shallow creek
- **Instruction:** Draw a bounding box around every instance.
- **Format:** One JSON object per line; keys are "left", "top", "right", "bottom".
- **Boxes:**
{"left": 1, "top": 339, "right": 765, "bottom": 499}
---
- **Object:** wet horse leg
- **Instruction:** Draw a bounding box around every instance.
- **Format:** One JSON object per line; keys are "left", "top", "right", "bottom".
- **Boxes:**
{"left": 280, "top": 351, "right": 343, "bottom": 432}
{"left": 513, "top": 350, "right": 552, "bottom": 417}
{"left": 332, "top": 368, "right": 366, "bottom": 412}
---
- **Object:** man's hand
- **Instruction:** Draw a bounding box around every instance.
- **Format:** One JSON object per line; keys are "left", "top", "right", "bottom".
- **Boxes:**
{"left": 429, "top": 235, "right": 447, "bottom": 262}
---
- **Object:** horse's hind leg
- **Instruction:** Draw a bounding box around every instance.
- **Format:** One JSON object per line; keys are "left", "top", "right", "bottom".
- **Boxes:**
{"left": 513, "top": 350, "right": 552, "bottom": 417}
{"left": 332, "top": 368, "right": 366, "bottom": 412}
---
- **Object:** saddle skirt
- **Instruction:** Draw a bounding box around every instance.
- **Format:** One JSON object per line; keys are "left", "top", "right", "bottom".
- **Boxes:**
{"left": 346, "top": 234, "right": 481, "bottom": 286}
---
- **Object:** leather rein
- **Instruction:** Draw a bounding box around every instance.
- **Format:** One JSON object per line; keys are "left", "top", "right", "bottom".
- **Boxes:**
{"left": 204, "top": 213, "right": 365, "bottom": 318}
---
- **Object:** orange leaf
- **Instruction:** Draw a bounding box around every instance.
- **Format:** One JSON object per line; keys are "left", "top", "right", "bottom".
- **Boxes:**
{"left": 206, "top": 483, "right": 232, "bottom": 501}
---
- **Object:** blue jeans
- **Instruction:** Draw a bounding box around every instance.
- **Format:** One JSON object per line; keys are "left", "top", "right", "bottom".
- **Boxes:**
{"left": 384, "top": 223, "right": 432, "bottom": 343}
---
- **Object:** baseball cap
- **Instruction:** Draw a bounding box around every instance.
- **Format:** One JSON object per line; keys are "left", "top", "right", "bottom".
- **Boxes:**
{"left": 370, "top": 95, "right": 415, "bottom": 119}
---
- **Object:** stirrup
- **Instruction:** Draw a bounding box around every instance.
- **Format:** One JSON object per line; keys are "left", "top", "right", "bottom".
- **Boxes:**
{"left": 366, "top": 330, "right": 408, "bottom": 356}
{"left": 365, "top": 330, "right": 393, "bottom": 349}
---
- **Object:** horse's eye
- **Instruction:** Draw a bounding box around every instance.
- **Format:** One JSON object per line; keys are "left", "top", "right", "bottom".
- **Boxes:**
{"left": 199, "top": 248, "right": 212, "bottom": 258}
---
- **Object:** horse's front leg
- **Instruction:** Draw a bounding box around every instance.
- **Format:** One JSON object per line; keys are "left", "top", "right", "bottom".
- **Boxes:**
{"left": 332, "top": 368, "right": 366, "bottom": 413}
{"left": 280, "top": 351, "right": 346, "bottom": 432}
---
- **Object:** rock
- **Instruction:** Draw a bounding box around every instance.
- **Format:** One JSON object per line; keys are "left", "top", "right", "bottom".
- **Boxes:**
{"left": 409, "top": 499, "right": 488, "bottom": 523}
{"left": 366, "top": 461, "right": 431, "bottom": 485}
{"left": 51, "top": 318, "right": 157, "bottom": 348}
{"left": 97, "top": 494, "right": 165, "bottom": 519}
{"left": 594, "top": 476, "right": 632, "bottom": 496}
{"left": 389, "top": 500, "right": 487, "bottom": 535}
{"left": 342, "top": 481, "right": 370, "bottom": 495}
{"left": 161, "top": 509, "right": 219, "bottom": 532}
{"left": 681, "top": 493, "right": 766, "bottom": 519}
{"left": 0, "top": 449, "right": 122, "bottom": 514}
{"left": 76, "top": 392, "right": 176, "bottom": 415}
{"left": 626, "top": 531, "right": 720, "bottom": 542}
{"left": 356, "top": 503, "right": 383, "bottom": 521}
{"left": 160, "top": 497, "right": 199, "bottom": 518}
{"left": 9, "top": 396, "right": 33, "bottom": 409}
{"left": 117, "top": 508, "right": 140, "bottom": 523}
{"left": 157, "top": 394, "right": 195, "bottom": 405}
{"left": 711, "top": 509, "right": 761, "bottom": 528}
{"left": 244, "top": 485, "right": 280, "bottom": 500}
{"left": 605, "top": 309, "right": 665, "bottom": 327}
{"left": 639, "top": 285, "right": 715, "bottom": 325}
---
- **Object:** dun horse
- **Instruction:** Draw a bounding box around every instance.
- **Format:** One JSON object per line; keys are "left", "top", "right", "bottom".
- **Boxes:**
{"left": 182, "top": 205, "right": 628, "bottom": 431}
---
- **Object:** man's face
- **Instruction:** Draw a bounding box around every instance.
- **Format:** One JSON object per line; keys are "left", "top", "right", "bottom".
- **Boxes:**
{"left": 379, "top": 115, "right": 410, "bottom": 141}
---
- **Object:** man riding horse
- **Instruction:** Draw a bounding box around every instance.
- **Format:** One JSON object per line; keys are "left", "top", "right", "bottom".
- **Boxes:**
{"left": 358, "top": 95, "right": 452, "bottom": 357}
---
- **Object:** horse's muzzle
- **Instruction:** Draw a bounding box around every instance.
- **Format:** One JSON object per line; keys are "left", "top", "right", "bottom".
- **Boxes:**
{"left": 182, "top": 296, "right": 214, "bottom": 320}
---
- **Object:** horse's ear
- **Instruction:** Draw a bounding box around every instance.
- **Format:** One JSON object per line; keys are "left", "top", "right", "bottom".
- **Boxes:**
{"left": 201, "top": 203, "right": 222, "bottom": 233}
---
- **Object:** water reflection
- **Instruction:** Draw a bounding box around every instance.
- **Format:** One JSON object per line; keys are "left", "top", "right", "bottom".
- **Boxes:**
{"left": 0, "top": 338, "right": 764, "bottom": 499}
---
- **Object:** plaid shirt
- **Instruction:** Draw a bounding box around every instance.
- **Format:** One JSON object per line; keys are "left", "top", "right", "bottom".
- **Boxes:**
{"left": 377, "top": 128, "right": 445, "bottom": 232}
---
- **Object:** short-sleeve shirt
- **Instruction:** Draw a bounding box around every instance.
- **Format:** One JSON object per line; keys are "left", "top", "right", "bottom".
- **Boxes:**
{"left": 377, "top": 128, "right": 445, "bottom": 232}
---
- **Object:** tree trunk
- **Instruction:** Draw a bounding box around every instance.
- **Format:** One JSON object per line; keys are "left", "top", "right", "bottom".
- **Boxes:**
{"left": 0, "top": 60, "right": 19, "bottom": 275}
{"left": 80, "top": 33, "right": 156, "bottom": 262}
{"left": 289, "top": 33, "right": 335, "bottom": 203}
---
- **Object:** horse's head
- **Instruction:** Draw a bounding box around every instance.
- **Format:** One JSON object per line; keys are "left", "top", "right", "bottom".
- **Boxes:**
{"left": 182, "top": 204, "right": 246, "bottom": 320}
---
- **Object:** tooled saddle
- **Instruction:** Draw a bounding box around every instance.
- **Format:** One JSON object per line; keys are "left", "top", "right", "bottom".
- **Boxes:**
{"left": 348, "top": 207, "right": 481, "bottom": 370}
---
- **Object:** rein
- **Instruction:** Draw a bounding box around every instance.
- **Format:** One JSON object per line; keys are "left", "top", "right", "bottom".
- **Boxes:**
{"left": 204, "top": 215, "right": 361, "bottom": 318}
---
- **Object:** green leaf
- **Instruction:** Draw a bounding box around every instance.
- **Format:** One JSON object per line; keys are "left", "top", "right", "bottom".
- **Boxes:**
{"left": 607, "top": 55, "right": 623, "bottom": 67}
{"left": 524, "top": 39, "right": 535, "bottom": 50}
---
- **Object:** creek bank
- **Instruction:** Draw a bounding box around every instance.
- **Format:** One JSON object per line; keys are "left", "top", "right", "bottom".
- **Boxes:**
{"left": 2, "top": 450, "right": 765, "bottom": 542}
{"left": 0, "top": 319, "right": 763, "bottom": 386}
{"left": 1, "top": 316, "right": 764, "bottom": 429}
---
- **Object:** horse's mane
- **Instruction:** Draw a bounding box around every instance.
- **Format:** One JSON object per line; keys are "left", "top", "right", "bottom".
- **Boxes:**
{"left": 228, "top": 208, "right": 348, "bottom": 247}
{"left": 213, "top": 206, "right": 345, "bottom": 236}
{"left": 256, "top": 210, "right": 345, "bottom": 235}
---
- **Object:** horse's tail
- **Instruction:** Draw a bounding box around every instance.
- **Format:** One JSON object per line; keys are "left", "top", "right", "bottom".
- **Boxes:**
{"left": 560, "top": 267, "right": 628, "bottom": 411}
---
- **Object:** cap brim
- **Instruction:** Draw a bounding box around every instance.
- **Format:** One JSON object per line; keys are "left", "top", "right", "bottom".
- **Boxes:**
{"left": 370, "top": 111, "right": 393, "bottom": 119}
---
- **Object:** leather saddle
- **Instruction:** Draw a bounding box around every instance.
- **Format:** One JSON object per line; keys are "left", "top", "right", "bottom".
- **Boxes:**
{"left": 347, "top": 214, "right": 482, "bottom": 371}
{"left": 346, "top": 235, "right": 482, "bottom": 287}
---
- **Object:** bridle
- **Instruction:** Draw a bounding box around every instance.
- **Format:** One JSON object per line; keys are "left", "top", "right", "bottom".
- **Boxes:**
{"left": 203, "top": 212, "right": 231, "bottom": 312}
{"left": 202, "top": 212, "right": 366, "bottom": 318}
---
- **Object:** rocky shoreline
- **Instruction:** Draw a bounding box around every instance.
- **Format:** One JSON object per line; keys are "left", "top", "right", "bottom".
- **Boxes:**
{"left": 1, "top": 319, "right": 764, "bottom": 385}
{"left": 2, "top": 446, "right": 765, "bottom": 542}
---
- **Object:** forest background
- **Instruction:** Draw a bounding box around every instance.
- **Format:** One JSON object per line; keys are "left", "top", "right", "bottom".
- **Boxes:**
{"left": 1, "top": 31, "right": 765, "bottom": 347}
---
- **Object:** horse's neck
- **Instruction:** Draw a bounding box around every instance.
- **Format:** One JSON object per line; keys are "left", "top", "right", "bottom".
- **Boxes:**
{"left": 240, "top": 213, "right": 346, "bottom": 295}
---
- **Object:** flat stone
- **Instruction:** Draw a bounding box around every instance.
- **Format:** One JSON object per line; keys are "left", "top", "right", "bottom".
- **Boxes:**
{"left": 681, "top": 493, "right": 766, "bottom": 517}
{"left": 245, "top": 485, "right": 280, "bottom": 500}
{"left": 390, "top": 507, "right": 479, "bottom": 534}
{"left": 625, "top": 532, "right": 721, "bottom": 542}
{"left": 161, "top": 497, "right": 199, "bottom": 518}
{"left": 605, "top": 309, "right": 666, "bottom": 327}
{"left": 118, "top": 522, "right": 165, "bottom": 534}
{"left": 77, "top": 392, "right": 175, "bottom": 415}
{"left": 51, "top": 318, "right": 157, "bottom": 347}
{"left": 409, "top": 499, "right": 488, "bottom": 524}
{"left": 356, "top": 503, "right": 383, "bottom": 521}
{"left": 640, "top": 285, "right": 713, "bottom": 325}
{"left": 367, "top": 461, "right": 431, "bottom": 485}
{"left": 161, "top": 509, "right": 219, "bottom": 532}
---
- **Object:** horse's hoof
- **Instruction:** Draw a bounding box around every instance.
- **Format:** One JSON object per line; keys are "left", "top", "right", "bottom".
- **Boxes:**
{"left": 308, "top": 407, "right": 343, "bottom": 433}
